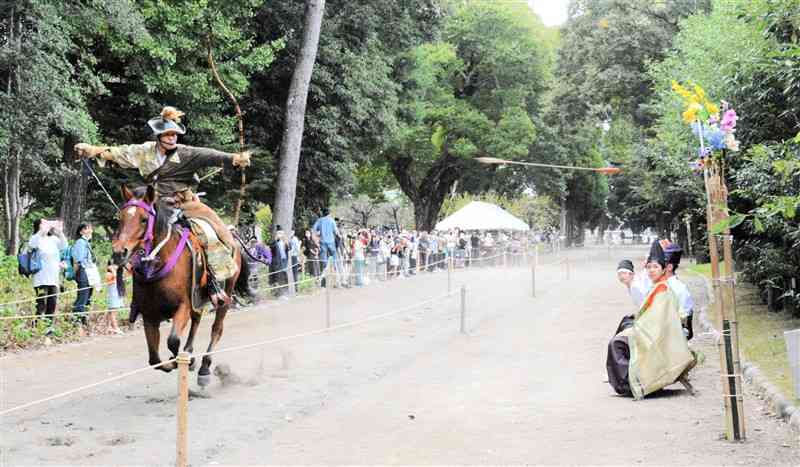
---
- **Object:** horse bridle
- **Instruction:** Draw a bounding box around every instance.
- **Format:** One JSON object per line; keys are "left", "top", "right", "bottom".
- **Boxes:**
{"left": 122, "top": 199, "right": 157, "bottom": 253}
{"left": 120, "top": 198, "right": 190, "bottom": 282}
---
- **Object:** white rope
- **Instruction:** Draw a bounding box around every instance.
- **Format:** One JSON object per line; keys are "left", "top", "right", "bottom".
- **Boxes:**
{"left": 0, "top": 306, "right": 131, "bottom": 321}
{"left": 0, "top": 290, "right": 455, "bottom": 417}
{"left": 0, "top": 252, "right": 569, "bottom": 321}
{"left": 0, "top": 248, "right": 604, "bottom": 414}
{"left": 0, "top": 278, "right": 127, "bottom": 309}
{"left": 0, "top": 358, "right": 177, "bottom": 417}
{"left": 198, "top": 291, "right": 457, "bottom": 359}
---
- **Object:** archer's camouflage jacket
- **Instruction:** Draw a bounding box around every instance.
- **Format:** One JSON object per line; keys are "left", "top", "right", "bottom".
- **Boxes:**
{"left": 97, "top": 142, "right": 235, "bottom": 197}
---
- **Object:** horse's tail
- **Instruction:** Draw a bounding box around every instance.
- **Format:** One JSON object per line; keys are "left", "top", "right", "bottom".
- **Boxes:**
{"left": 233, "top": 237, "right": 254, "bottom": 298}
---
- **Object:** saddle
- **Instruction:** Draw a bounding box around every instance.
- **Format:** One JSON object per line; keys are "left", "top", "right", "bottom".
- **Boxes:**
{"left": 164, "top": 211, "right": 230, "bottom": 311}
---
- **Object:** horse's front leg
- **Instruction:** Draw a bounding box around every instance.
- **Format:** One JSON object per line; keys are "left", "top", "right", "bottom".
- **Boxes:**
{"left": 198, "top": 305, "right": 229, "bottom": 387}
{"left": 163, "top": 303, "right": 192, "bottom": 372}
{"left": 144, "top": 320, "right": 171, "bottom": 373}
{"left": 184, "top": 310, "right": 202, "bottom": 371}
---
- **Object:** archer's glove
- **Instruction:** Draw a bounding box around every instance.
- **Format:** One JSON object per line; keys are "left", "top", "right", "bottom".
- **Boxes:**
{"left": 74, "top": 143, "right": 111, "bottom": 160}
{"left": 232, "top": 151, "right": 251, "bottom": 168}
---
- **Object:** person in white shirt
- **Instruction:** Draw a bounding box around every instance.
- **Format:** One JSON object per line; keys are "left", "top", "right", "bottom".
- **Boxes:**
{"left": 660, "top": 241, "right": 694, "bottom": 340}
{"left": 617, "top": 259, "right": 648, "bottom": 309}
{"left": 28, "top": 219, "right": 67, "bottom": 326}
{"left": 619, "top": 241, "right": 694, "bottom": 340}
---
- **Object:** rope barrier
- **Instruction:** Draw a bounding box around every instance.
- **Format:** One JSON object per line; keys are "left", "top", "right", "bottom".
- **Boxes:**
{"left": 200, "top": 291, "right": 456, "bottom": 359}
{"left": 0, "top": 306, "right": 131, "bottom": 321}
{"left": 0, "top": 290, "right": 456, "bottom": 417}
{"left": 0, "top": 357, "right": 178, "bottom": 417}
{"left": 0, "top": 247, "right": 626, "bottom": 417}
{"left": 0, "top": 252, "right": 575, "bottom": 323}
{"left": 0, "top": 277, "right": 127, "bottom": 309}
{"left": 0, "top": 247, "right": 567, "bottom": 311}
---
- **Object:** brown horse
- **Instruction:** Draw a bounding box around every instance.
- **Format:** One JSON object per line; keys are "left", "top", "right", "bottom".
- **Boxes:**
{"left": 111, "top": 185, "right": 251, "bottom": 386}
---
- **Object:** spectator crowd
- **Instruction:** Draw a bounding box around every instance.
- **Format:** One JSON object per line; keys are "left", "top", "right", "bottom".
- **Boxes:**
{"left": 245, "top": 210, "right": 536, "bottom": 294}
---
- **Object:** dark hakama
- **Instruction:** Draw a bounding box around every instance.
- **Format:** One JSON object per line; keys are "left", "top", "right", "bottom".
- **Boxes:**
{"left": 606, "top": 315, "right": 635, "bottom": 396}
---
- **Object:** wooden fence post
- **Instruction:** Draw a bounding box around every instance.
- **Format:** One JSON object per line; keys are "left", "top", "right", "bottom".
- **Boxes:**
{"left": 176, "top": 351, "right": 190, "bottom": 467}
{"left": 460, "top": 285, "right": 466, "bottom": 334}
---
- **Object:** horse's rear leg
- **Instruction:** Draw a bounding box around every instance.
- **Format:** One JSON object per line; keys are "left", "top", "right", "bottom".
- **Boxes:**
{"left": 198, "top": 306, "right": 229, "bottom": 387}
{"left": 144, "top": 320, "right": 171, "bottom": 373}
{"left": 162, "top": 304, "right": 192, "bottom": 372}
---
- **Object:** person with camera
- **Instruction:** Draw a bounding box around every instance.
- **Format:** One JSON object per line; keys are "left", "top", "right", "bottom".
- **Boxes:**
{"left": 27, "top": 219, "right": 68, "bottom": 329}
{"left": 71, "top": 223, "right": 99, "bottom": 327}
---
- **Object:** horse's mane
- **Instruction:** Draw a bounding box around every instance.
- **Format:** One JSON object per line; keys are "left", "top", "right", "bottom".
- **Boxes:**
{"left": 131, "top": 186, "right": 176, "bottom": 243}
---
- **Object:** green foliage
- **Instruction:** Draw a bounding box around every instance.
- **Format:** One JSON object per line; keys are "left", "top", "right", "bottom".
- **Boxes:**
{"left": 386, "top": 1, "right": 553, "bottom": 230}
{"left": 254, "top": 204, "right": 273, "bottom": 243}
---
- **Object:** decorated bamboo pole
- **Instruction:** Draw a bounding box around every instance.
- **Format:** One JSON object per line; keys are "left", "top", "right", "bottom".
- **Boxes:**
{"left": 675, "top": 80, "right": 745, "bottom": 441}
{"left": 703, "top": 169, "right": 736, "bottom": 440}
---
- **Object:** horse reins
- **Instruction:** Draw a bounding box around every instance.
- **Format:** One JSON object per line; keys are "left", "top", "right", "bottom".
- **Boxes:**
{"left": 81, "top": 158, "right": 120, "bottom": 210}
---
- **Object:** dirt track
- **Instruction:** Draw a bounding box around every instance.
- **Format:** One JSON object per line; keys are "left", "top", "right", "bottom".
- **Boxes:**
{"left": 1, "top": 247, "right": 798, "bottom": 465}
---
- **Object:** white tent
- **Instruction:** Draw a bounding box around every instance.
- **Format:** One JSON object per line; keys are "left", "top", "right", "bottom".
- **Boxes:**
{"left": 435, "top": 201, "right": 530, "bottom": 231}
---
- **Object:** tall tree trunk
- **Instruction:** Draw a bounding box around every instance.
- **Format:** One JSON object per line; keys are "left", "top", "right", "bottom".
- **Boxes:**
{"left": 559, "top": 198, "right": 567, "bottom": 247}
{"left": 60, "top": 134, "right": 86, "bottom": 239}
{"left": 392, "top": 207, "right": 401, "bottom": 232}
{"left": 413, "top": 198, "right": 444, "bottom": 232}
{"left": 2, "top": 6, "right": 21, "bottom": 255}
{"left": 389, "top": 153, "right": 460, "bottom": 232}
{"left": 3, "top": 150, "right": 22, "bottom": 255}
{"left": 272, "top": 0, "right": 325, "bottom": 293}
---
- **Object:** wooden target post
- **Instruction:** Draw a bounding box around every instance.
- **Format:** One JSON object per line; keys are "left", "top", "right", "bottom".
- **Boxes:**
{"left": 175, "top": 351, "right": 191, "bottom": 467}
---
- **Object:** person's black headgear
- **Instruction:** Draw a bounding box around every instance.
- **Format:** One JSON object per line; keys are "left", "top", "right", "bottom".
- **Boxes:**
{"left": 617, "top": 259, "right": 635, "bottom": 274}
{"left": 663, "top": 240, "right": 683, "bottom": 266}
{"left": 646, "top": 239, "right": 667, "bottom": 268}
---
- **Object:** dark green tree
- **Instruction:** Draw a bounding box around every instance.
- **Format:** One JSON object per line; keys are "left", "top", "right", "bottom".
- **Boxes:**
{"left": 385, "top": 2, "right": 550, "bottom": 230}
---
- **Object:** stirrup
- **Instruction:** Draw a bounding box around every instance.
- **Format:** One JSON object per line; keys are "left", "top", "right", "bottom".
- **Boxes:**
{"left": 207, "top": 274, "right": 230, "bottom": 307}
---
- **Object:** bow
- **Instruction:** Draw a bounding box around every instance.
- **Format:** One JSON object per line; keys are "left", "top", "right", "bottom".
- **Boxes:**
{"left": 206, "top": 35, "right": 247, "bottom": 225}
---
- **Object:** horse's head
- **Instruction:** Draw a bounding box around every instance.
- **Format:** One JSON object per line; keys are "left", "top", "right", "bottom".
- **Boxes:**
{"left": 112, "top": 184, "right": 158, "bottom": 266}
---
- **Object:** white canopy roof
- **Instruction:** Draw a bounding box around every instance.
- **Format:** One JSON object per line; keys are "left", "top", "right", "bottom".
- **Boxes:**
{"left": 435, "top": 201, "right": 530, "bottom": 231}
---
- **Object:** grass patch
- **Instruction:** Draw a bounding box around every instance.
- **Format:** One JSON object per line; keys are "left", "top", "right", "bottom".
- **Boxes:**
{"left": 685, "top": 260, "right": 726, "bottom": 278}
{"left": 689, "top": 262, "right": 800, "bottom": 405}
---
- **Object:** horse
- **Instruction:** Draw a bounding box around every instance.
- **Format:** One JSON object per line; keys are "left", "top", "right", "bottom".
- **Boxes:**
{"left": 111, "top": 184, "right": 252, "bottom": 386}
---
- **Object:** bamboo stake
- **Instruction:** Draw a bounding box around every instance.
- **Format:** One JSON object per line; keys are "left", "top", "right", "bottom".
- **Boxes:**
{"left": 447, "top": 255, "right": 453, "bottom": 294}
{"left": 460, "top": 285, "right": 466, "bottom": 334}
{"left": 704, "top": 163, "right": 745, "bottom": 441}
{"left": 175, "top": 352, "right": 191, "bottom": 467}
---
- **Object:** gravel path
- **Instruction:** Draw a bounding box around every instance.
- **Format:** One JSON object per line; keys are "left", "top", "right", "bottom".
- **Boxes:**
{"left": 1, "top": 247, "right": 798, "bottom": 465}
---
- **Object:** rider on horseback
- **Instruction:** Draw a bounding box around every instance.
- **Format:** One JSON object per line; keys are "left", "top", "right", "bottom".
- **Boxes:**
{"left": 74, "top": 106, "right": 250, "bottom": 306}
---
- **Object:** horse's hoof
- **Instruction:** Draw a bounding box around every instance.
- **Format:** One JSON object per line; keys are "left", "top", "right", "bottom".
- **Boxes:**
{"left": 152, "top": 361, "right": 174, "bottom": 373}
{"left": 189, "top": 357, "right": 197, "bottom": 372}
{"left": 197, "top": 373, "right": 211, "bottom": 387}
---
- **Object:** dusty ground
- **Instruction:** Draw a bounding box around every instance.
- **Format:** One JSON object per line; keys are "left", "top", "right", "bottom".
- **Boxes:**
{"left": 1, "top": 246, "right": 798, "bottom": 465}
